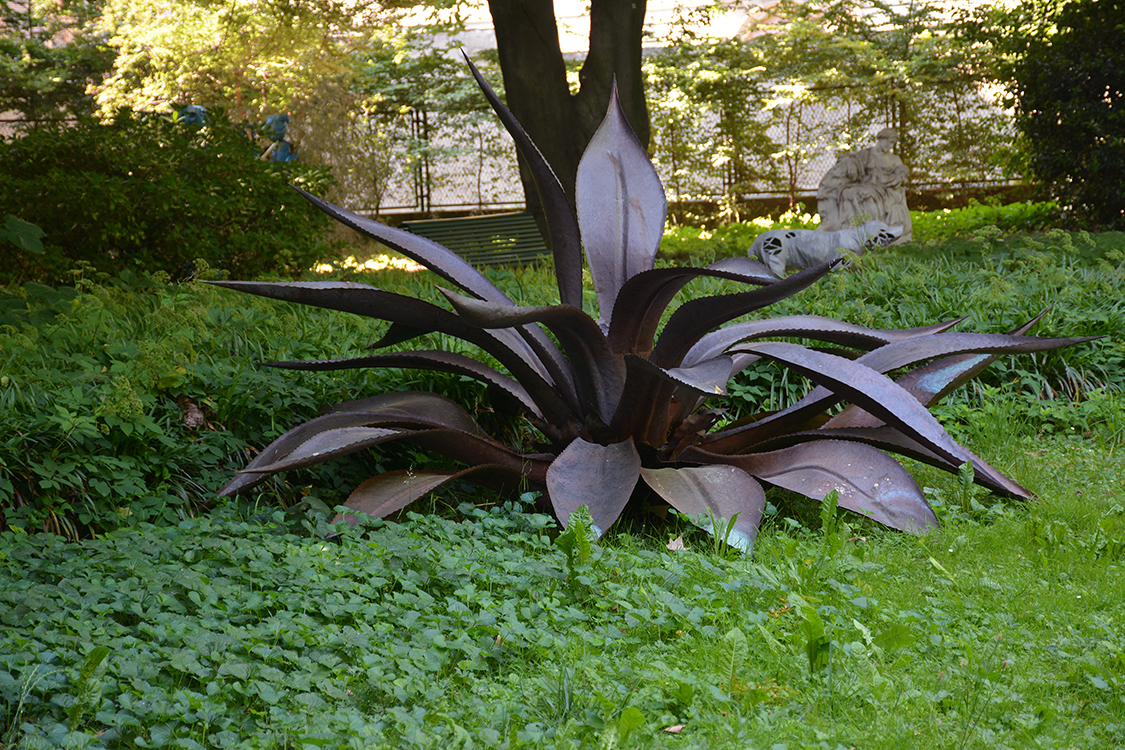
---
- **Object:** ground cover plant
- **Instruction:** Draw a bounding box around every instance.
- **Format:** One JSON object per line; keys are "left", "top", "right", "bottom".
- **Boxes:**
{"left": 204, "top": 64, "right": 1094, "bottom": 552}
{"left": 1, "top": 428, "right": 1123, "bottom": 749}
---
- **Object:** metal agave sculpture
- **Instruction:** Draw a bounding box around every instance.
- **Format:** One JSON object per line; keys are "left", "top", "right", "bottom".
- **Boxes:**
{"left": 209, "top": 62, "right": 1091, "bottom": 552}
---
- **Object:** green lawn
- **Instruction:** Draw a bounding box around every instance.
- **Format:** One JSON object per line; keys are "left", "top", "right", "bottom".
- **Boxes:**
{"left": 2, "top": 430, "right": 1123, "bottom": 749}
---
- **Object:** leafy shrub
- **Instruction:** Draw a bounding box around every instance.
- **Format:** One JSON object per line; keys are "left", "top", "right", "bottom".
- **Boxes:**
{"left": 0, "top": 267, "right": 425, "bottom": 537}
{"left": 0, "top": 111, "right": 339, "bottom": 285}
{"left": 1004, "top": 0, "right": 1125, "bottom": 229}
{"left": 207, "top": 62, "right": 1091, "bottom": 553}
{"left": 661, "top": 201, "right": 1062, "bottom": 266}
{"left": 659, "top": 206, "right": 818, "bottom": 263}
{"left": 910, "top": 200, "right": 1060, "bottom": 244}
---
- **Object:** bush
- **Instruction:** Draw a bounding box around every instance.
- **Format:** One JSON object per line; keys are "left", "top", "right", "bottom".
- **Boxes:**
{"left": 0, "top": 111, "right": 339, "bottom": 285}
{"left": 0, "top": 268, "right": 427, "bottom": 537}
{"left": 1006, "top": 0, "right": 1125, "bottom": 229}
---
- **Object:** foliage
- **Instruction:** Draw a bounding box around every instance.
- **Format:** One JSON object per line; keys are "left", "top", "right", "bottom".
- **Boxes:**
{"left": 909, "top": 200, "right": 1061, "bottom": 244}
{"left": 644, "top": 36, "right": 779, "bottom": 205}
{"left": 3, "top": 219, "right": 1121, "bottom": 539}
{"left": 659, "top": 206, "right": 819, "bottom": 263}
{"left": 92, "top": 0, "right": 421, "bottom": 120}
{"left": 290, "top": 34, "right": 507, "bottom": 214}
{"left": 207, "top": 62, "right": 1092, "bottom": 554}
{"left": 0, "top": 214, "right": 45, "bottom": 255}
{"left": 658, "top": 201, "right": 1063, "bottom": 265}
{"left": 0, "top": 110, "right": 338, "bottom": 285}
{"left": 86, "top": 0, "right": 502, "bottom": 214}
{"left": 1, "top": 434, "right": 1124, "bottom": 748}
{"left": 0, "top": 0, "right": 113, "bottom": 121}
{"left": 643, "top": 0, "right": 1019, "bottom": 210}
{"left": 967, "top": 0, "right": 1125, "bottom": 229}
{"left": 0, "top": 267, "right": 432, "bottom": 537}
{"left": 749, "top": 0, "right": 1017, "bottom": 184}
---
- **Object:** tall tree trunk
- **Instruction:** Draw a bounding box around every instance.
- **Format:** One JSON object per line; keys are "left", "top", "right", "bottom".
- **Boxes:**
{"left": 487, "top": 0, "right": 650, "bottom": 224}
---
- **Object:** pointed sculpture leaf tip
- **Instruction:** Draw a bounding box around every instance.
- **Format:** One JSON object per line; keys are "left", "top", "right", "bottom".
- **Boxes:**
{"left": 208, "top": 60, "right": 1092, "bottom": 554}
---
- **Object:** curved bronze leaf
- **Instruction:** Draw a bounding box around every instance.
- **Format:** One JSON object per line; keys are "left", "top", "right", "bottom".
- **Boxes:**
{"left": 623, "top": 354, "right": 736, "bottom": 397}
{"left": 292, "top": 187, "right": 511, "bottom": 306}
{"left": 829, "top": 323, "right": 1098, "bottom": 426}
{"left": 702, "top": 256, "right": 781, "bottom": 282}
{"left": 403, "top": 429, "right": 552, "bottom": 486}
{"left": 333, "top": 464, "right": 518, "bottom": 527}
{"left": 649, "top": 259, "right": 840, "bottom": 368}
{"left": 682, "top": 441, "right": 937, "bottom": 533}
{"left": 441, "top": 288, "right": 626, "bottom": 422}
{"left": 239, "top": 426, "right": 407, "bottom": 474}
{"left": 261, "top": 350, "right": 546, "bottom": 419}
{"left": 546, "top": 437, "right": 641, "bottom": 536}
{"left": 606, "top": 355, "right": 734, "bottom": 447}
{"left": 217, "top": 391, "right": 482, "bottom": 497}
{"left": 738, "top": 342, "right": 967, "bottom": 469}
{"left": 202, "top": 280, "right": 569, "bottom": 411}
{"left": 682, "top": 315, "right": 965, "bottom": 368}
{"left": 464, "top": 55, "right": 584, "bottom": 310}
{"left": 576, "top": 82, "right": 668, "bottom": 329}
{"left": 325, "top": 391, "right": 484, "bottom": 431}
{"left": 607, "top": 260, "right": 779, "bottom": 357}
{"left": 746, "top": 426, "right": 1032, "bottom": 500}
{"left": 705, "top": 329, "right": 1095, "bottom": 454}
{"left": 639, "top": 465, "right": 766, "bottom": 554}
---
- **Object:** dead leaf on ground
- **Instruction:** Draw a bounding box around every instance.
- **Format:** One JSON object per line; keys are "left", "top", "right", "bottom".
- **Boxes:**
{"left": 667, "top": 535, "right": 687, "bottom": 551}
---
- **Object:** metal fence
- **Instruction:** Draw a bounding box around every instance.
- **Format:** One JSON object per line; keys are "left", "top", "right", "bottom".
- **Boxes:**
{"left": 2, "top": 75, "right": 1019, "bottom": 218}
{"left": 367, "top": 77, "right": 1019, "bottom": 216}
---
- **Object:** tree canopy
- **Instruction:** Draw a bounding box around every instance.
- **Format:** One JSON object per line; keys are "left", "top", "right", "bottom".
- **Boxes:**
{"left": 965, "top": 0, "right": 1125, "bottom": 228}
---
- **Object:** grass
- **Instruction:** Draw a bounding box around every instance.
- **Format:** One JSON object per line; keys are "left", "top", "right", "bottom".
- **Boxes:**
{"left": 2, "top": 219, "right": 1124, "bottom": 748}
{"left": 1, "top": 430, "right": 1122, "bottom": 749}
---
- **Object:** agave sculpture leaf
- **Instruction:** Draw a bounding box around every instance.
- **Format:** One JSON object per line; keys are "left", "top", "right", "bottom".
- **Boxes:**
{"left": 208, "top": 61, "right": 1095, "bottom": 553}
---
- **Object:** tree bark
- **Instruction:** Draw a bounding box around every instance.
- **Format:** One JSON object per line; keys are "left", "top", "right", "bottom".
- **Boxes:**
{"left": 487, "top": 0, "right": 650, "bottom": 221}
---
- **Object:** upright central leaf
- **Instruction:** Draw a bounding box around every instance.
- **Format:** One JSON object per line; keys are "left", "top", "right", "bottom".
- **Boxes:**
{"left": 576, "top": 83, "right": 667, "bottom": 330}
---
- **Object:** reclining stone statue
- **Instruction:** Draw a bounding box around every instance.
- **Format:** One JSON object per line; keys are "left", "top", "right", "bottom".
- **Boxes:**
{"left": 817, "top": 128, "right": 912, "bottom": 243}
{"left": 748, "top": 220, "right": 903, "bottom": 278}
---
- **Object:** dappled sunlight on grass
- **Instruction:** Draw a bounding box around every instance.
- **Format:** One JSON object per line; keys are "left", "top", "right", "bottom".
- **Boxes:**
{"left": 312, "top": 253, "right": 426, "bottom": 274}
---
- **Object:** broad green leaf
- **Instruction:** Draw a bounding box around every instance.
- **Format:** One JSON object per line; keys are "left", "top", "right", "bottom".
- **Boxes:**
{"left": 616, "top": 706, "right": 646, "bottom": 742}
{"left": 800, "top": 606, "right": 831, "bottom": 673}
{"left": 556, "top": 504, "right": 594, "bottom": 569}
{"left": 4, "top": 214, "right": 45, "bottom": 254}
{"left": 716, "top": 627, "right": 748, "bottom": 696}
